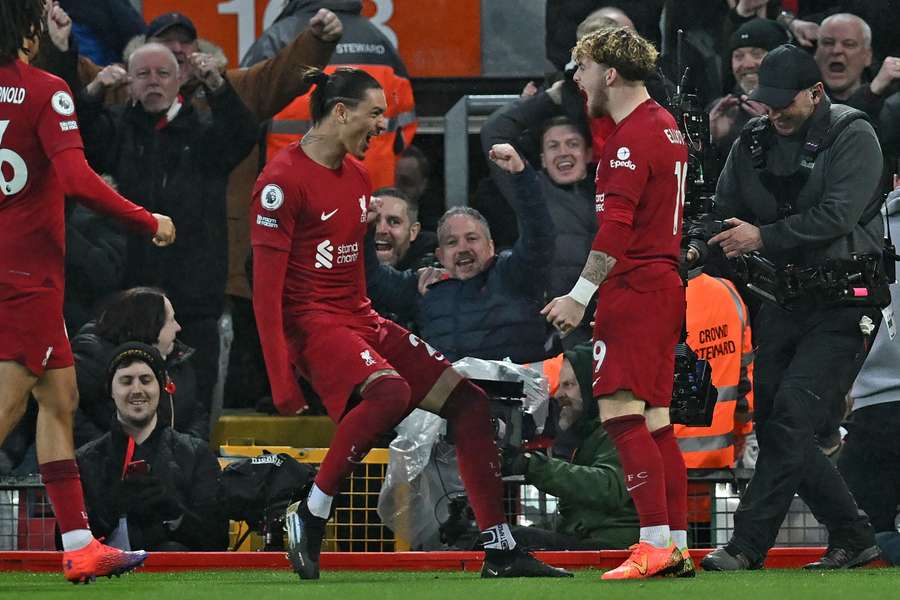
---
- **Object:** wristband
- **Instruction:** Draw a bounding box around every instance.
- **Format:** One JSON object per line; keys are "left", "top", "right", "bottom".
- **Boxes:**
{"left": 567, "top": 276, "right": 598, "bottom": 307}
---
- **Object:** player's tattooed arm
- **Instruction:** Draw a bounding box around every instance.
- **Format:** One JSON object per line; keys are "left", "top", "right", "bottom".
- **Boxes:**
{"left": 580, "top": 250, "right": 617, "bottom": 287}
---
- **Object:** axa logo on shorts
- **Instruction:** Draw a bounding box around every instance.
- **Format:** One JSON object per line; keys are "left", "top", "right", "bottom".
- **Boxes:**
{"left": 314, "top": 239, "right": 359, "bottom": 269}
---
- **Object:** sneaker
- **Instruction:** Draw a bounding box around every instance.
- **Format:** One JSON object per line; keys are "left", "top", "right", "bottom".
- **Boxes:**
{"left": 285, "top": 500, "right": 327, "bottom": 580}
{"left": 659, "top": 547, "right": 696, "bottom": 578}
{"left": 803, "top": 545, "right": 881, "bottom": 570}
{"left": 700, "top": 546, "right": 763, "bottom": 571}
{"left": 481, "top": 547, "right": 573, "bottom": 578}
{"left": 63, "top": 538, "right": 147, "bottom": 584}
{"left": 601, "top": 542, "right": 682, "bottom": 580}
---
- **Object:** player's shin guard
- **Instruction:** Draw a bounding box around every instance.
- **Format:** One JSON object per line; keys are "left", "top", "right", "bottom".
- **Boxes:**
{"left": 602, "top": 415, "right": 669, "bottom": 533}
{"left": 315, "top": 375, "right": 411, "bottom": 495}
{"left": 440, "top": 380, "right": 505, "bottom": 530}
{"left": 651, "top": 424, "right": 688, "bottom": 534}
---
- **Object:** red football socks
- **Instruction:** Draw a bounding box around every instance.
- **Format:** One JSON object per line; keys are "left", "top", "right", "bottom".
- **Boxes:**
{"left": 651, "top": 424, "right": 688, "bottom": 532}
{"left": 39, "top": 460, "right": 90, "bottom": 532}
{"left": 602, "top": 414, "right": 669, "bottom": 527}
{"left": 315, "top": 375, "right": 411, "bottom": 495}
{"left": 440, "top": 380, "right": 505, "bottom": 530}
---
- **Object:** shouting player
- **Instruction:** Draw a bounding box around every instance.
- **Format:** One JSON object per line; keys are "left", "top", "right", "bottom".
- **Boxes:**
{"left": 250, "top": 67, "right": 571, "bottom": 581}
{"left": 0, "top": 0, "right": 175, "bottom": 584}
{"left": 541, "top": 26, "right": 691, "bottom": 579}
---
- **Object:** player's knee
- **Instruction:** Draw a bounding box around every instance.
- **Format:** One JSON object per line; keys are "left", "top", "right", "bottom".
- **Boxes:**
{"left": 361, "top": 374, "right": 411, "bottom": 420}
{"left": 438, "top": 378, "right": 488, "bottom": 420}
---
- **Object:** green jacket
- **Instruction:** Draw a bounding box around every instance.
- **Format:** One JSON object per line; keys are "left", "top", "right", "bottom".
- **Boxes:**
{"left": 524, "top": 408, "right": 638, "bottom": 548}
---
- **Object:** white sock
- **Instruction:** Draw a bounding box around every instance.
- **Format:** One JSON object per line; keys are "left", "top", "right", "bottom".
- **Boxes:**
{"left": 640, "top": 525, "right": 671, "bottom": 548}
{"left": 671, "top": 529, "right": 688, "bottom": 549}
{"left": 306, "top": 483, "right": 333, "bottom": 519}
{"left": 61, "top": 529, "right": 93, "bottom": 552}
{"left": 481, "top": 522, "right": 517, "bottom": 551}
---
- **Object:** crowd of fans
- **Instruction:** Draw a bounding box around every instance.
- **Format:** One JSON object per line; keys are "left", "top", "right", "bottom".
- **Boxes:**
{"left": 1, "top": 0, "right": 899, "bottom": 559}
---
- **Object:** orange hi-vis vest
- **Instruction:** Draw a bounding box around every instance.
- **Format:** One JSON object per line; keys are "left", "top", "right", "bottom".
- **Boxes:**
{"left": 265, "top": 64, "right": 416, "bottom": 189}
{"left": 675, "top": 273, "right": 754, "bottom": 468}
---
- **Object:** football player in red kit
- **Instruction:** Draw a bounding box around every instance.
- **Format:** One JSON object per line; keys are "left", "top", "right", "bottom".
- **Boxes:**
{"left": 250, "top": 67, "right": 571, "bottom": 581}
{"left": 541, "top": 26, "right": 692, "bottom": 579}
{"left": 0, "top": 0, "right": 175, "bottom": 583}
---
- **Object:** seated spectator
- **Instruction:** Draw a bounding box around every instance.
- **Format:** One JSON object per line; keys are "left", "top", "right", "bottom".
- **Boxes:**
{"left": 371, "top": 187, "right": 437, "bottom": 270}
{"left": 395, "top": 145, "right": 443, "bottom": 233}
{"left": 481, "top": 91, "right": 597, "bottom": 348}
{"left": 500, "top": 343, "right": 638, "bottom": 550}
{"left": 815, "top": 13, "right": 900, "bottom": 122}
{"left": 71, "top": 42, "right": 257, "bottom": 415}
{"left": 77, "top": 343, "right": 227, "bottom": 551}
{"left": 367, "top": 144, "right": 555, "bottom": 364}
{"left": 58, "top": 0, "right": 145, "bottom": 66}
{"left": 708, "top": 18, "right": 788, "bottom": 153}
{"left": 72, "top": 287, "right": 207, "bottom": 447}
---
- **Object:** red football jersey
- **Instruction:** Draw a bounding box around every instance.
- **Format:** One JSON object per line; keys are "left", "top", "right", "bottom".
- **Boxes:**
{"left": 0, "top": 60, "right": 83, "bottom": 293}
{"left": 594, "top": 99, "right": 688, "bottom": 291}
{"left": 251, "top": 142, "right": 374, "bottom": 318}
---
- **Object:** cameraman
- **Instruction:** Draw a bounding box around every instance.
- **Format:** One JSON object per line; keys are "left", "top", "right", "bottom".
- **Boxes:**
{"left": 702, "top": 44, "right": 884, "bottom": 571}
{"left": 501, "top": 343, "right": 638, "bottom": 550}
{"left": 77, "top": 343, "right": 228, "bottom": 551}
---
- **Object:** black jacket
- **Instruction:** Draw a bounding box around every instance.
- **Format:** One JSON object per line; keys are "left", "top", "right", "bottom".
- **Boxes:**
{"left": 59, "top": 0, "right": 145, "bottom": 65}
{"left": 367, "top": 165, "right": 555, "bottom": 364}
{"left": 71, "top": 322, "right": 208, "bottom": 447}
{"left": 76, "top": 421, "right": 227, "bottom": 551}
{"left": 76, "top": 81, "right": 257, "bottom": 320}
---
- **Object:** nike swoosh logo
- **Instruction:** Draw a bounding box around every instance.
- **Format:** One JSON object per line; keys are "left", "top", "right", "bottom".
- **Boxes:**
{"left": 626, "top": 481, "right": 647, "bottom": 492}
{"left": 634, "top": 555, "right": 648, "bottom": 575}
{"left": 321, "top": 209, "right": 339, "bottom": 221}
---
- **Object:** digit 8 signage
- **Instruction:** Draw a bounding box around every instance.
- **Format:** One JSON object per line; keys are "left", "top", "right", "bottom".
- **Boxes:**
{"left": 142, "top": 0, "right": 481, "bottom": 76}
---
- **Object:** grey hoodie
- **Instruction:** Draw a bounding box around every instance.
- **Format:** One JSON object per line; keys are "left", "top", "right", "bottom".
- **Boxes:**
{"left": 851, "top": 188, "right": 900, "bottom": 409}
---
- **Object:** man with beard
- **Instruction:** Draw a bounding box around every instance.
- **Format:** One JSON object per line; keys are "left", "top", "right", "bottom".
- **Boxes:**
{"left": 500, "top": 343, "right": 639, "bottom": 551}
{"left": 370, "top": 187, "right": 436, "bottom": 271}
{"left": 76, "top": 343, "right": 227, "bottom": 552}
{"left": 251, "top": 67, "right": 569, "bottom": 581}
{"left": 709, "top": 18, "right": 789, "bottom": 152}
{"left": 542, "top": 25, "right": 690, "bottom": 580}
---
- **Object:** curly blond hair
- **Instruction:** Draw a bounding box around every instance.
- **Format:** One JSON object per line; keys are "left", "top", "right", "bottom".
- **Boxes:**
{"left": 571, "top": 26, "right": 658, "bottom": 82}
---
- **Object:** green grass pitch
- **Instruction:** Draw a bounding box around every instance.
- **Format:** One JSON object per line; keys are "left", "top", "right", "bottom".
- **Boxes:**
{"left": 0, "top": 569, "right": 897, "bottom": 600}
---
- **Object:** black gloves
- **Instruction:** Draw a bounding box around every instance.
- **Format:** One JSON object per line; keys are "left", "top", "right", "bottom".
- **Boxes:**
{"left": 120, "top": 473, "right": 183, "bottom": 522}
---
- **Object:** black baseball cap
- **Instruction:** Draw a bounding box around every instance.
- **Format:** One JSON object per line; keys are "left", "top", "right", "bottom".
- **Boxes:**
{"left": 749, "top": 44, "right": 822, "bottom": 109}
{"left": 146, "top": 12, "right": 197, "bottom": 41}
{"left": 729, "top": 18, "right": 790, "bottom": 53}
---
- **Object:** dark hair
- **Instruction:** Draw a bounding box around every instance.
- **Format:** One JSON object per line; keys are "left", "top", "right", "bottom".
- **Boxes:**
{"left": 373, "top": 186, "right": 419, "bottom": 223}
{"left": 539, "top": 115, "right": 587, "bottom": 146}
{"left": 437, "top": 206, "right": 492, "bottom": 244}
{"left": 301, "top": 67, "right": 382, "bottom": 125}
{"left": 399, "top": 145, "right": 431, "bottom": 178}
{"left": 96, "top": 287, "right": 168, "bottom": 346}
{"left": 0, "top": 0, "right": 45, "bottom": 63}
{"left": 106, "top": 342, "right": 169, "bottom": 401}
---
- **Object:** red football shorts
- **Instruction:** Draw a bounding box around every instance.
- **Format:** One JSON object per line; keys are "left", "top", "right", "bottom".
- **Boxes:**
{"left": 591, "top": 280, "right": 685, "bottom": 406}
{"left": 286, "top": 313, "right": 456, "bottom": 421}
{"left": 0, "top": 289, "right": 74, "bottom": 376}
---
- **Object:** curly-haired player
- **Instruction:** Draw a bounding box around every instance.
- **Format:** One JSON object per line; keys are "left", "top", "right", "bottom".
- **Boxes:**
{"left": 542, "top": 26, "right": 692, "bottom": 580}
{"left": 0, "top": 0, "right": 174, "bottom": 583}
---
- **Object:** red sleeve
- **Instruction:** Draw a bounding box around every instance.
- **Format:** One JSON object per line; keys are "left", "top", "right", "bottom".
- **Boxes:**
{"left": 591, "top": 193, "right": 635, "bottom": 260}
{"left": 51, "top": 147, "right": 157, "bottom": 235}
{"left": 250, "top": 172, "right": 299, "bottom": 251}
{"left": 34, "top": 83, "right": 83, "bottom": 159}
{"left": 252, "top": 245, "right": 307, "bottom": 414}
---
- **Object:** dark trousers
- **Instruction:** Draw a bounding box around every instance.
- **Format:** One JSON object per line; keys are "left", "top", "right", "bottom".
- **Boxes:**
{"left": 509, "top": 525, "right": 599, "bottom": 551}
{"left": 838, "top": 402, "right": 900, "bottom": 533}
{"left": 731, "top": 303, "right": 878, "bottom": 561}
{"left": 177, "top": 315, "right": 220, "bottom": 427}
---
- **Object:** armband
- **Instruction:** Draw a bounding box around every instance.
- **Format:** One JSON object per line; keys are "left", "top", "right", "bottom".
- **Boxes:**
{"left": 566, "top": 277, "right": 598, "bottom": 307}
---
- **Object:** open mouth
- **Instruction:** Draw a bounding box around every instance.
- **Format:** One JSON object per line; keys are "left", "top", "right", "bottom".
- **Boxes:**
{"left": 456, "top": 256, "right": 475, "bottom": 268}
{"left": 374, "top": 239, "right": 392, "bottom": 253}
{"left": 827, "top": 61, "right": 847, "bottom": 74}
{"left": 555, "top": 157, "right": 575, "bottom": 173}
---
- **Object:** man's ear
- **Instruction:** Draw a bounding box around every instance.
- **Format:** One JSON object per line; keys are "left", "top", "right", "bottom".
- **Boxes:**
{"left": 409, "top": 222, "right": 421, "bottom": 242}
